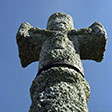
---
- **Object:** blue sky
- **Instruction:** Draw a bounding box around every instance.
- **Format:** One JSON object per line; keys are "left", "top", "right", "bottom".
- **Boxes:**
{"left": 0, "top": 0, "right": 112, "bottom": 112}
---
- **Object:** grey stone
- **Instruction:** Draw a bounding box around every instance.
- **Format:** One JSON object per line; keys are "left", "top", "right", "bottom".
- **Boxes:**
{"left": 16, "top": 12, "right": 107, "bottom": 112}
{"left": 30, "top": 67, "right": 90, "bottom": 112}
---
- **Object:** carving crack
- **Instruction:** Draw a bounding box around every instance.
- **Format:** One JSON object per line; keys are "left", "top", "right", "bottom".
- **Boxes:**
{"left": 37, "top": 61, "right": 84, "bottom": 77}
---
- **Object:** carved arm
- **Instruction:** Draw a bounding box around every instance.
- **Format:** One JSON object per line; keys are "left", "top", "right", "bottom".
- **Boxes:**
{"left": 68, "top": 22, "right": 107, "bottom": 62}
{"left": 16, "top": 22, "right": 53, "bottom": 67}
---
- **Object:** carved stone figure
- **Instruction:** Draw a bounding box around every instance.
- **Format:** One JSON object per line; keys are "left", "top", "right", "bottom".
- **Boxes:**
{"left": 16, "top": 12, "right": 107, "bottom": 112}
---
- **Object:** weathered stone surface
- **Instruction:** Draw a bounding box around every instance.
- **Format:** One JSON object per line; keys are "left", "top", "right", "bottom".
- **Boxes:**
{"left": 69, "top": 22, "right": 107, "bottom": 62}
{"left": 30, "top": 67, "right": 90, "bottom": 112}
{"left": 39, "top": 31, "right": 84, "bottom": 75}
{"left": 16, "top": 12, "right": 107, "bottom": 112}
{"left": 47, "top": 13, "right": 74, "bottom": 31}
{"left": 16, "top": 22, "right": 54, "bottom": 67}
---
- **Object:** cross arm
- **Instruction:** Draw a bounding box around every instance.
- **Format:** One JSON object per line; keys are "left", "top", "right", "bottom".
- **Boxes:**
{"left": 68, "top": 22, "right": 107, "bottom": 62}
{"left": 16, "top": 22, "right": 53, "bottom": 67}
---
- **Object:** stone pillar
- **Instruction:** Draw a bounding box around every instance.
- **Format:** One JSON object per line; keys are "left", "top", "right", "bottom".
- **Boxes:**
{"left": 16, "top": 12, "right": 107, "bottom": 112}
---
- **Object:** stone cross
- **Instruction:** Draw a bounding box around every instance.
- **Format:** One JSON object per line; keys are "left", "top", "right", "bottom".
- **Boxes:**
{"left": 16, "top": 13, "right": 107, "bottom": 112}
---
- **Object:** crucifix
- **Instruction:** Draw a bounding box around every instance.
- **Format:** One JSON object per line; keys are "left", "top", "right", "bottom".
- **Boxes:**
{"left": 16, "top": 13, "right": 107, "bottom": 112}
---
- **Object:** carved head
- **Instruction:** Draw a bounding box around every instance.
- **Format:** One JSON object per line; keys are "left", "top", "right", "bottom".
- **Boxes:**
{"left": 47, "top": 12, "right": 74, "bottom": 31}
